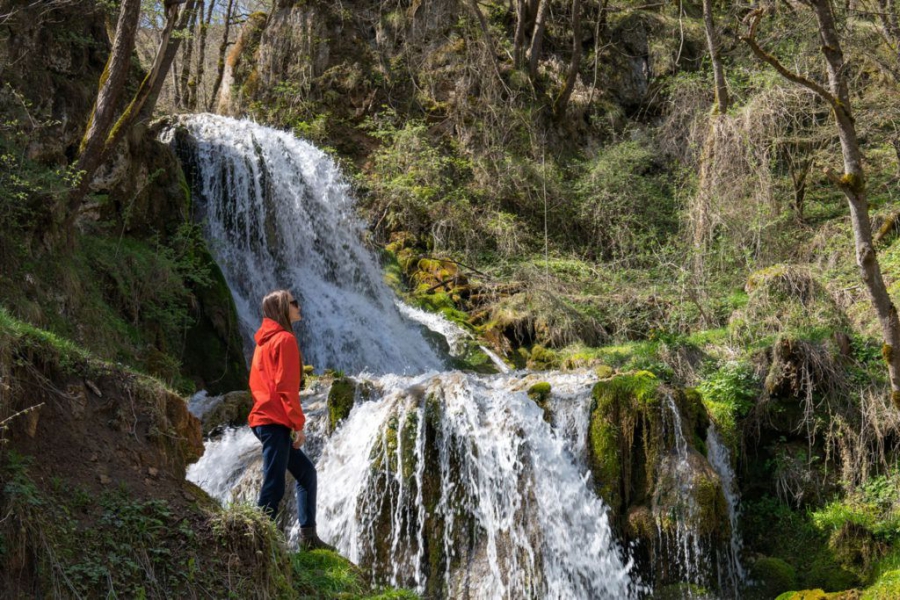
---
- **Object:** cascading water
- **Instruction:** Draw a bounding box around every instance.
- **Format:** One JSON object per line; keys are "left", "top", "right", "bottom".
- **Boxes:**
{"left": 657, "top": 393, "right": 707, "bottom": 589}
{"left": 171, "top": 114, "right": 744, "bottom": 599}
{"left": 319, "top": 371, "right": 639, "bottom": 599}
{"left": 166, "top": 114, "right": 442, "bottom": 374}
{"left": 707, "top": 425, "right": 746, "bottom": 595}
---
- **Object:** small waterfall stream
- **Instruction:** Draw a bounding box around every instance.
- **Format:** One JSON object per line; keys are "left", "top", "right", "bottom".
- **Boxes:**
{"left": 707, "top": 425, "right": 746, "bottom": 595}
{"left": 169, "top": 114, "right": 746, "bottom": 599}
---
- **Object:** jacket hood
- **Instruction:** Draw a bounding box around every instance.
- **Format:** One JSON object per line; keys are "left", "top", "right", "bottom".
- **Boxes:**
{"left": 254, "top": 318, "right": 291, "bottom": 345}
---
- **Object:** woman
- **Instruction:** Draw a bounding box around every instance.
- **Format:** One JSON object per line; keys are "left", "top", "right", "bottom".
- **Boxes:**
{"left": 248, "top": 289, "right": 332, "bottom": 551}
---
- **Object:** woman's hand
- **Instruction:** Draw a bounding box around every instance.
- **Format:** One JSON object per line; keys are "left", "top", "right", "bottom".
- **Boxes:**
{"left": 292, "top": 430, "right": 306, "bottom": 449}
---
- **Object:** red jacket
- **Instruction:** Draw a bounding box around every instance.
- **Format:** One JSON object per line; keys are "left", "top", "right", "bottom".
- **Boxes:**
{"left": 247, "top": 318, "right": 306, "bottom": 431}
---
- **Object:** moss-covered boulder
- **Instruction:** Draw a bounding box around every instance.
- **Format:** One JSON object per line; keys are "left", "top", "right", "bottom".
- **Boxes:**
{"left": 751, "top": 557, "right": 799, "bottom": 598}
{"left": 196, "top": 390, "right": 253, "bottom": 435}
{"left": 527, "top": 382, "right": 552, "bottom": 422}
{"left": 327, "top": 377, "right": 357, "bottom": 432}
{"left": 588, "top": 371, "right": 662, "bottom": 516}
{"left": 652, "top": 448, "right": 729, "bottom": 539}
{"left": 588, "top": 372, "right": 731, "bottom": 590}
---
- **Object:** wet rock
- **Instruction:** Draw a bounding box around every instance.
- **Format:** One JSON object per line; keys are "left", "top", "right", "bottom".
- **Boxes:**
{"left": 327, "top": 377, "right": 356, "bottom": 432}
{"left": 198, "top": 391, "right": 253, "bottom": 435}
{"left": 527, "top": 382, "right": 552, "bottom": 422}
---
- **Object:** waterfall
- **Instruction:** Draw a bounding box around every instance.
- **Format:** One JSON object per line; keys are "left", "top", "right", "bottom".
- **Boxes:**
{"left": 166, "top": 114, "right": 442, "bottom": 375}
{"left": 658, "top": 393, "right": 707, "bottom": 589}
{"left": 707, "top": 424, "right": 746, "bottom": 594}
{"left": 169, "top": 114, "right": 746, "bottom": 599}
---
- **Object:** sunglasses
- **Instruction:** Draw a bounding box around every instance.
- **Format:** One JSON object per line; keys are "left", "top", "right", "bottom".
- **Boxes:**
{"left": 289, "top": 299, "right": 299, "bottom": 308}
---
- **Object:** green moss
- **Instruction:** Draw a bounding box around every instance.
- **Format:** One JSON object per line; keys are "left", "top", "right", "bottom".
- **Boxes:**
{"left": 327, "top": 377, "right": 356, "bottom": 431}
{"left": 594, "top": 371, "right": 660, "bottom": 409}
{"left": 527, "top": 382, "right": 552, "bottom": 422}
{"left": 693, "top": 472, "right": 728, "bottom": 537}
{"left": 594, "top": 364, "right": 615, "bottom": 379}
{"left": 862, "top": 569, "right": 900, "bottom": 599}
{"left": 751, "top": 557, "right": 799, "bottom": 598}
{"left": 588, "top": 414, "right": 621, "bottom": 511}
{"left": 527, "top": 345, "right": 559, "bottom": 370}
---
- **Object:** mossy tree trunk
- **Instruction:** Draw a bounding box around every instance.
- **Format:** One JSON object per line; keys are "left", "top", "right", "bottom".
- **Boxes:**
{"left": 513, "top": 0, "right": 528, "bottom": 68}
{"left": 743, "top": 2, "right": 900, "bottom": 407}
{"left": 876, "top": 0, "right": 900, "bottom": 66}
{"left": 65, "top": 0, "right": 196, "bottom": 246}
{"left": 208, "top": 0, "right": 236, "bottom": 111}
{"left": 66, "top": 0, "right": 142, "bottom": 245}
{"left": 177, "top": 0, "right": 201, "bottom": 109}
{"left": 192, "top": 0, "right": 216, "bottom": 110}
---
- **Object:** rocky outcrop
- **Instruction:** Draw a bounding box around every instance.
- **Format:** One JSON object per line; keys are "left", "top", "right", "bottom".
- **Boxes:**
{"left": 588, "top": 372, "right": 732, "bottom": 590}
{"left": 0, "top": 0, "right": 109, "bottom": 164}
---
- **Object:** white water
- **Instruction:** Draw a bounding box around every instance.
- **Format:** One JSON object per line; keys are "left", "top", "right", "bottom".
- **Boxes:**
{"left": 167, "top": 114, "right": 442, "bottom": 375}
{"left": 169, "top": 114, "right": 746, "bottom": 599}
{"left": 658, "top": 393, "right": 707, "bottom": 589}
{"left": 707, "top": 424, "right": 746, "bottom": 595}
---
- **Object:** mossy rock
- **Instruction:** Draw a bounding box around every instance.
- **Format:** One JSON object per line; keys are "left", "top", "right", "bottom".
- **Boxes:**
{"left": 806, "top": 552, "right": 860, "bottom": 592}
{"left": 862, "top": 569, "right": 900, "bottom": 599}
{"left": 527, "top": 344, "right": 560, "bottom": 371}
{"left": 327, "top": 377, "right": 356, "bottom": 432}
{"left": 751, "top": 557, "right": 799, "bottom": 598}
{"left": 199, "top": 390, "right": 253, "bottom": 435}
{"left": 594, "top": 364, "right": 615, "bottom": 379}
{"left": 181, "top": 252, "right": 248, "bottom": 395}
{"left": 775, "top": 591, "right": 855, "bottom": 600}
{"left": 653, "top": 448, "right": 729, "bottom": 539}
{"left": 654, "top": 583, "right": 715, "bottom": 599}
{"left": 527, "top": 382, "right": 552, "bottom": 422}
{"left": 588, "top": 372, "right": 660, "bottom": 516}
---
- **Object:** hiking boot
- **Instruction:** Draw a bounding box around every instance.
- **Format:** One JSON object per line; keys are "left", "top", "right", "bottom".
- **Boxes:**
{"left": 299, "top": 526, "right": 336, "bottom": 552}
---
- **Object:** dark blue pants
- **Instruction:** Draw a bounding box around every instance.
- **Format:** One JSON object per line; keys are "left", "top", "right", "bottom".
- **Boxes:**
{"left": 252, "top": 424, "right": 317, "bottom": 527}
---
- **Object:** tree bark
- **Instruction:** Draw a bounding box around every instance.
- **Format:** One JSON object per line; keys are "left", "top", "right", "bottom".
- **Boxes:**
{"left": 702, "top": 0, "right": 728, "bottom": 114}
{"left": 66, "top": 0, "right": 142, "bottom": 245}
{"left": 513, "top": 0, "right": 528, "bottom": 68}
{"left": 528, "top": 0, "right": 550, "bottom": 83}
{"left": 122, "top": 0, "right": 197, "bottom": 131}
{"left": 743, "top": 2, "right": 900, "bottom": 406}
{"left": 876, "top": 0, "right": 900, "bottom": 58}
{"left": 209, "top": 0, "right": 235, "bottom": 111}
{"left": 178, "top": 0, "right": 201, "bottom": 109}
{"left": 63, "top": 0, "right": 196, "bottom": 243}
{"left": 554, "top": 0, "right": 583, "bottom": 119}
{"left": 192, "top": 0, "right": 216, "bottom": 109}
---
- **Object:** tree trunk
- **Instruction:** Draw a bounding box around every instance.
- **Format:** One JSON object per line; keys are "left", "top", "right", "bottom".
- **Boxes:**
{"left": 804, "top": 0, "right": 900, "bottom": 404}
{"left": 192, "top": 0, "right": 216, "bottom": 109}
{"left": 65, "top": 0, "right": 142, "bottom": 245}
{"left": 209, "top": 0, "right": 235, "bottom": 112}
{"left": 122, "top": 0, "right": 197, "bottom": 132}
{"left": 702, "top": 0, "right": 728, "bottom": 114}
{"left": 513, "top": 0, "right": 527, "bottom": 68}
{"left": 528, "top": 0, "right": 550, "bottom": 83}
{"left": 178, "top": 0, "right": 201, "bottom": 109}
{"left": 63, "top": 0, "right": 196, "bottom": 243}
{"left": 554, "top": 0, "right": 582, "bottom": 119}
{"left": 877, "top": 0, "right": 900, "bottom": 59}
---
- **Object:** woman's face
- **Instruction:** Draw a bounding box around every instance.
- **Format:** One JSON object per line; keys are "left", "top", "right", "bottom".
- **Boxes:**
{"left": 287, "top": 294, "right": 302, "bottom": 323}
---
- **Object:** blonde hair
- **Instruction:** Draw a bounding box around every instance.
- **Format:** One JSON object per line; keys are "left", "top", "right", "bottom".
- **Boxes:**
{"left": 261, "top": 290, "right": 294, "bottom": 334}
